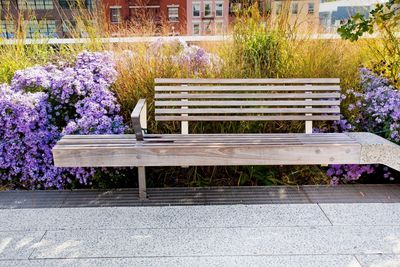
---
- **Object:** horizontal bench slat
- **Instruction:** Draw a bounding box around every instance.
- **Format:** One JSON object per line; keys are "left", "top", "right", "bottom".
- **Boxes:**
{"left": 57, "top": 136, "right": 356, "bottom": 145}
{"left": 155, "top": 93, "right": 340, "bottom": 99}
{"left": 53, "top": 142, "right": 361, "bottom": 167}
{"left": 155, "top": 115, "right": 340, "bottom": 121}
{"left": 59, "top": 133, "right": 351, "bottom": 139}
{"left": 155, "top": 107, "right": 340, "bottom": 114}
{"left": 155, "top": 85, "right": 341, "bottom": 92}
{"left": 155, "top": 78, "right": 341, "bottom": 84}
{"left": 155, "top": 100, "right": 340, "bottom": 107}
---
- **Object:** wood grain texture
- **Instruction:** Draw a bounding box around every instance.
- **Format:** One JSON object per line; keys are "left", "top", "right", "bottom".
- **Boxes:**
{"left": 53, "top": 142, "right": 361, "bottom": 167}
{"left": 155, "top": 115, "right": 341, "bottom": 121}
{"left": 155, "top": 93, "right": 340, "bottom": 99}
{"left": 155, "top": 107, "right": 340, "bottom": 114}
{"left": 155, "top": 100, "right": 340, "bottom": 107}
{"left": 52, "top": 133, "right": 361, "bottom": 167}
{"left": 155, "top": 85, "right": 341, "bottom": 92}
{"left": 155, "top": 78, "right": 341, "bottom": 84}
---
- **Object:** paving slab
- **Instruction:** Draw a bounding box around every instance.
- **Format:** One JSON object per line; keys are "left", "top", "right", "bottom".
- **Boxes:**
{"left": 0, "top": 231, "right": 45, "bottom": 260}
{"left": 302, "top": 184, "right": 400, "bottom": 203}
{"left": 0, "top": 255, "right": 362, "bottom": 267}
{"left": 319, "top": 203, "right": 400, "bottom": 226}
{"left": 30, "top": 226, "right": 400, "bottom": 259}
{"left": 0, "top": 204, "right": 330, "bottom": 231}
{"left": 0, "top": 191, "right": 69, "bottom": 209}
{"left": 356, "top": 254, "right": 400, "bottom": 267}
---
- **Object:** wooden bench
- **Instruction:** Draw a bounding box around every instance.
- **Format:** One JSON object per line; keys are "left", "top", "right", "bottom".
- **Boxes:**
{"left": 53, "top": 78, "right": 400, "bottom": 199}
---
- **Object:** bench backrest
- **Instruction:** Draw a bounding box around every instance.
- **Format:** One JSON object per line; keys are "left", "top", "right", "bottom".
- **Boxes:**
{"left": 154, "top": 78, "right": 341, "bottom": 134}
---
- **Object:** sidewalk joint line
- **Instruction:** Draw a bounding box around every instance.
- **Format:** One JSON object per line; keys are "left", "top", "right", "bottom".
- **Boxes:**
{"left": 317, "top": 203, "right": 334, "bottom": 226}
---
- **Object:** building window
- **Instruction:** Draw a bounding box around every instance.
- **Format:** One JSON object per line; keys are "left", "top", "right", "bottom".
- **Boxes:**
{"left": 193, "top": 23, "right": 200, "bottom": 35}
{"left": 308, "top": 2, "right": 314, "bottom": 14}
{"left": 59, "top": 0, "right": 91, "bottom": 9}
{"left": 192, "top": 3, "right": 200, "bottom": 17}
{"left": 275, "top": 2, "right": 282, "bottom": 15}
{"left": 1, "top": 20, "right": 14, "bottom": 38}
{"left": 215, "top": 21, "right": 223, "bottom": 34}
{"left": 215, "top": 2, "right": 223, "bottom": 17}
{"left": 18, "top": 0, "right": 53, "bottom": 10}
{"left": 203, "top": 20, "right": 212, "bottom": 34}
{"left": 110, "top": 7, "right": 121, "bottom": 23}
{"left": 62, "top": 20, "right": 76, "bottom": 36}
{"left": 26, "top": 20, "right": 56, "bottom": 38}
{"left": 59, "top": 0, "right": 77, "bottom": 9}
{"left": 291, "top": 2, "right": 298, "bottom": 14}
{"left": 204, "top": 2, "right": 212, "bottom": 17}
{"left": 168, "top": 7, "right": 179, "bottom": 21}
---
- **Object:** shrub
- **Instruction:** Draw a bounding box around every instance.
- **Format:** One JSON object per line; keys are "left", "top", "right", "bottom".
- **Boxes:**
{"left": 0, "top": 51, "right": 125, "bottom": 189}
{"left": 326, "top": 68, "right": 399, "bottom": 183}
{"left": 232, "top": 5, "right": 292, "bottom": 78}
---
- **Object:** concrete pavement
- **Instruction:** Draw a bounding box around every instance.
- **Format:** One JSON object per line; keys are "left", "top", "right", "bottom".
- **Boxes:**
{"left": 0, "top": 203, "right": 399, "bottom": 266}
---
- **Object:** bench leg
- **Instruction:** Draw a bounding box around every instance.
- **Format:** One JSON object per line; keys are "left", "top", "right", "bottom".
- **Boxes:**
{"left": 138, "top": 166, "right": 147, "bottom": 199}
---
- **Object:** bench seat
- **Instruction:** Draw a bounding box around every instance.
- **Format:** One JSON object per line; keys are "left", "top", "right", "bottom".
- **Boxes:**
{"left": 53, "top": 132, "right": 399, "bottom": 171}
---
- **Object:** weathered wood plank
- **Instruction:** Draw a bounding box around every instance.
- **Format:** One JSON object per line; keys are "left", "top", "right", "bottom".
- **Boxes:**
{"left": 155, "top": 107, "right": 340, "bottom": 114}
{"left": 155, "top": 115, "right": 341, "bottom": 121}
{"left": 155, "top": 100, "right": 340, "bottom": 107}
{"left": 155, "top": 78, "right": 341, "bottom": 84}
{"left": 155, "top": 85, "right": 341, "bottom": 92}
{"left": 52, "top": 143, "right": 361, "bottom": 167}
{"left": 155, "top": 93, "right": 340, "bottom": 99}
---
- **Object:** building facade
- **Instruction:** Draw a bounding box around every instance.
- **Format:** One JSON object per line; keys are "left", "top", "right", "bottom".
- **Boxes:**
{"left": 319, "top": 0, "right": 387, "bottom": 32}
{"left": 0, "top": 0, "right": 95, "bottom": 38}
{"left": 269, "top": 0, "right": 320, "bottom": 32}
{"left": 186, "top": 0, "right": 229, "bottom": 35}
{"left": 103, "top": 0, "right": 187, "bottom": 35}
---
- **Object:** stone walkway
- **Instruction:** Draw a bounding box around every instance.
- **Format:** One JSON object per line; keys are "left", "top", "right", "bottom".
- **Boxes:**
{"left": 0, "top": 186, "right": 400, "bottom": 266}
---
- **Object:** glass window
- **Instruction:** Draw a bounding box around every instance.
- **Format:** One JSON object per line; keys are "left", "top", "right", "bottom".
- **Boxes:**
{"left": 193, "top": 23, "right": 200, "bottom": 35}
{"left": 18, "top": 0, "right": 53, "bottom": 10}
{"left": 192, "top": 3, "right": 200, "bottom": 17}
{"left": 110, "top": 7, "right": 121, "bottom": 23}
{"left": 292, "top": 2, "right": 298, "bottom": 14}
{"left": 62, "top": 20, "right": 76, "bottom": 36}
{"left": 85, "top": 0, "right": 92, "bottom": 9}
{"left": 215, "top": 2, "right": 223, "bottom": 17}
{"left": 168, "top": 7, "right": 179, "bottom": 21}
{"left": 308, "top": 3, "right": 314, "bottom": 14}
{"left": 204, "top": 2, "right": 212, "bottom": 17}
{"left": 59, "top": 0, "right": 90, "bottom": 9}
{"left": 203, "top": 21, "right": 212, "bottom": 34}
{"left": 1, "top": 20, "right": 14, "bottom": 38}
{"left": 26, "top": 20, "right": 56, "bottom": 38}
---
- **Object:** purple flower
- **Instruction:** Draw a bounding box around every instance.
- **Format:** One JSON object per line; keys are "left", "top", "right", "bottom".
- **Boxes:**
{"left": 326, "top": 68, "right": 400, "bottom": 184}
{"left": 1, "top": 51, "right": 126, "bottom": 189}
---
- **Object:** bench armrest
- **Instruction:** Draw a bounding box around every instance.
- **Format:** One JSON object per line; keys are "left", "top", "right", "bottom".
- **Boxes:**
{"left": 131, "top": 99, "right": 147, "bottom": 141}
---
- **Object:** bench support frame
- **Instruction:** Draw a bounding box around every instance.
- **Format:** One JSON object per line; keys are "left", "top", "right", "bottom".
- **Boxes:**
{"left": 138, "top": 166, "right": 147, "bottom": 199}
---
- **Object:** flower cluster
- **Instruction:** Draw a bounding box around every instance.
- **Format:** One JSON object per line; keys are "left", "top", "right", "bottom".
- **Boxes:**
{"left": 149, "top": 38, "right": 222, "bottom": 75}
{"left": 1, "top": 51, "right": 125, "bottom": 189}
{"left": 325, "top": 68, "right": 399, "bottom": 183}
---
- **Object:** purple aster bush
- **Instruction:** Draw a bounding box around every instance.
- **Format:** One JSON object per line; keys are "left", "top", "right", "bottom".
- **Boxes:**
{"left": 325, "top": 68, "right": 399, "bottom": 184}
{"left": 172, "top": 45, "right": 222, "bottom": 76}
{"left": 0, "top": 84, "right": 64, "bottom": 188}
{"left": 149, "top": 38, "right": 222, "bottom": 76}
{"left": 1, "top": 51, "right": 126, "bottom": 189}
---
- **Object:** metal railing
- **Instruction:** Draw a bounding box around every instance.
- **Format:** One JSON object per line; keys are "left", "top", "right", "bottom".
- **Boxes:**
{"left": 0, "top": 33, "right": 393, "bottom": 45}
